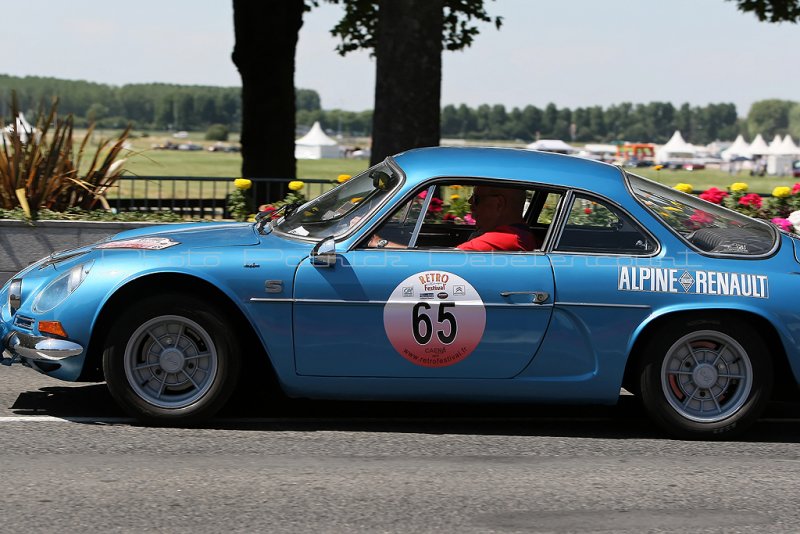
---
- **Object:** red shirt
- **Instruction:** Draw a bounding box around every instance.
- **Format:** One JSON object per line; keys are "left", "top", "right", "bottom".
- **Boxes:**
{"left": 456, "top": 224, "right": 537, "bottom": 252}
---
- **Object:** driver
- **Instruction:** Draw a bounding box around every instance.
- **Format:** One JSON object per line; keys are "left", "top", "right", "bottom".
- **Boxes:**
{"left": 368, "top": 185, "right": 538, "bottom": 251}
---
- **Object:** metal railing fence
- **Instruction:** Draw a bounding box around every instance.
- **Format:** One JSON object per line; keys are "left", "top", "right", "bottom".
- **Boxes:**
{"left": 110, "top": 176, "right": 337, "bottom": 219}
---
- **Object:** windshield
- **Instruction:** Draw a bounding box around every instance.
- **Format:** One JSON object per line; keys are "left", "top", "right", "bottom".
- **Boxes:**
{"left": 627, "top": 173, "right": 776, "bottom": 256}
{"left": 275, "top": 162, "right": 399, "bottom": 239}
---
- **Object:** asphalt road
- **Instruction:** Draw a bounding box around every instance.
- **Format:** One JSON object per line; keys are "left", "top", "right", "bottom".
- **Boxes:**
{"left": 2, "top": 365, "right": 800, "bottom": 533}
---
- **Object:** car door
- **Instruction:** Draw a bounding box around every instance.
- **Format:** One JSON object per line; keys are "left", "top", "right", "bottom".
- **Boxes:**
{"left": 292, "top": 181, "right": 555, "bottom": 379}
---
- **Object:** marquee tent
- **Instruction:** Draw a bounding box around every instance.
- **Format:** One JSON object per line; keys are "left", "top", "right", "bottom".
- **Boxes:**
{"left": 525, "top": 139, "right": 576, "bottom": 154}
{"left": 295, "top": 121, "right": 341, "bottom": 159}
{"left": 2, "top": 113, "right": 36, "bottom": 144}
{"left": 767, "top": 134, "right": 800, "bottom": 176}
{"left": 748, "top": 134, "right": 770, "bottom": 156}
{"left": 655, "top": 130, "right": 696, "bottom": 163}
{"left": 720, "top": 134, "right": 751, "bottom": 161}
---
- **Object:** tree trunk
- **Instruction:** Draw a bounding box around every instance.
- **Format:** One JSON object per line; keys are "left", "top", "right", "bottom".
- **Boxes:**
{"left": 370, "top": 0, "right": 443, "bottom": 165}
{"left": 232, "top": 0, "right": 304, "bottom": 204}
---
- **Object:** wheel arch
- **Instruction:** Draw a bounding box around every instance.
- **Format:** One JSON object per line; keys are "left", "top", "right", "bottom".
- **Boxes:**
{"left": 622, "top": 308, "right": 796, "bottom": 400}
{"left": 79, "top": 273, "right": 276, "bottom": 385}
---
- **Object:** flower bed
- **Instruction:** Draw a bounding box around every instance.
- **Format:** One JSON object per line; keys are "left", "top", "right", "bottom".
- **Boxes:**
{"left": 676, "top": 181, "right": 800, "bottom": 234}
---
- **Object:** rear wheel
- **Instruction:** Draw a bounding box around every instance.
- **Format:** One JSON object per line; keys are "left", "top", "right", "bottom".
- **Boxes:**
{"left": 103, "top": 295, "right": 241, "bottom": 425}
{"left": 639, "top": 317, "right": 772, "bottom": 439}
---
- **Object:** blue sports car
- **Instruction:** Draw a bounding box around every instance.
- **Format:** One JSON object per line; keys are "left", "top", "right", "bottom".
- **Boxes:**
{"left": 1, "top": 147, "right": 797, "bottom": 438}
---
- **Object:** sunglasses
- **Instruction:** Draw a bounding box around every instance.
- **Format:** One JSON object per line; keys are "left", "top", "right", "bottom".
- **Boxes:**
{"left": 468, "top": 193, "right": 502, "bottom": 206}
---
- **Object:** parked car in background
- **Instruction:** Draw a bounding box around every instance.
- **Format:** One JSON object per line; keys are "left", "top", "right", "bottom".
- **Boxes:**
{"left": 793, "top": 160, "right": 800, "bottom": 178}
{"left": 2, "top": 147, "right": 799, "bottom": 439}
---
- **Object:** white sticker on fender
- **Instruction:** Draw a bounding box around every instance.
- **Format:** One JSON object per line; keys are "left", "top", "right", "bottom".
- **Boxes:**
{"left": 618, "top": 266, "right": 769, "bottom": 298}
{"left": 384, "top": 271, "right": 486, "bottom": 367}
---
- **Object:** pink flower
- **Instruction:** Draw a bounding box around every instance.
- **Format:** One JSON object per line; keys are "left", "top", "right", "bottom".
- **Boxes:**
{"left": 464, "top": 213, "right": 476, "bottom": 225}
{"left": 793, "top": 183, "right": 800, "bottom": 195}
{"left": 417, "top": 190, "right": 428, "bottom": 199}
{"left": 772, "top": 217, "right": 793, "bottom": 232}
{"left": 699, "top": 187, "right": 728, "bottom": 204}
{"left": 738, "top": 193, "right": 763, "bottom": 209}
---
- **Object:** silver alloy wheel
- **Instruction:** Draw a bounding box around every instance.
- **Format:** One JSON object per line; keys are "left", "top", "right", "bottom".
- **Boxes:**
{"left": 660, "top": 329, "right": 753, "bottom": 423}
{"left": 123, "top": 315, "right": 219, "bottom": 409}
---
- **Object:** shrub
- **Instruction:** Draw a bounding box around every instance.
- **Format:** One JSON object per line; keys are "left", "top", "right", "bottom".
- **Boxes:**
{"left": 0, "top": 92, "right": 130, "bottom": 218}
{"left": 205, "top": 124, "right": 229, "bottom": 141}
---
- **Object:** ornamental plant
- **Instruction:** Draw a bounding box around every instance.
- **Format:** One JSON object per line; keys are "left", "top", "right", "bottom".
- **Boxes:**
{"left": 227, "top": 178, "right": 253, "bottom": 221}
{"left": 0, "top": 92, "right": 131, "bottom": 219}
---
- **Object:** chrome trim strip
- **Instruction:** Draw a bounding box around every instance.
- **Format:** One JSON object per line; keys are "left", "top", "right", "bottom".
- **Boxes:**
{"left": 250, "top": 297, "right": 552, "bottom": 308}
{"left": 556, "top": 302, "right": 651, "bottom": 309}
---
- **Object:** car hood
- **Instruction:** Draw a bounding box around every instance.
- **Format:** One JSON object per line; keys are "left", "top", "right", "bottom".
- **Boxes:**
{"left": 102, "top": 222, "right": 260, "bottom": 248}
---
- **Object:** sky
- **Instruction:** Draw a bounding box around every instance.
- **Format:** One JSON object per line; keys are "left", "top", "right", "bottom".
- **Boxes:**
{"left": 3, "top": 0, "right": 799, "bottom": 116}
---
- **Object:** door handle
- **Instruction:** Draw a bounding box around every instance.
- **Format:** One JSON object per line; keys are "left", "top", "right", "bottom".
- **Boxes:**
{"left": 500, "top": 291, "right": 549, "bottom": 303}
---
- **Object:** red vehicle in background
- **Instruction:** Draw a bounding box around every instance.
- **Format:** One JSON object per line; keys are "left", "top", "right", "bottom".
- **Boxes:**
{"left": 616, "top": 143, "right": 656, "bottom": 167}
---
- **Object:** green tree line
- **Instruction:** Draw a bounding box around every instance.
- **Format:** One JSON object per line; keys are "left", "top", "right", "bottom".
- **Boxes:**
{"left": 2, "top": 74, "right": 799, "bottom": 144}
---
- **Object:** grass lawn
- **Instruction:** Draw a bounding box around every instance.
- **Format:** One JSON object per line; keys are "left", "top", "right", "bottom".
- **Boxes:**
{"left": 85, "top": 131, "right": 798, "bottom": 200}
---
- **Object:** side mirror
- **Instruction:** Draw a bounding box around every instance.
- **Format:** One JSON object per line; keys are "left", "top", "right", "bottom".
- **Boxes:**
{"left": 310, "top": 236, "right": 337, "bottom": 268}
{"left": 370, "top": 170, "right": 396, "bottom": 191}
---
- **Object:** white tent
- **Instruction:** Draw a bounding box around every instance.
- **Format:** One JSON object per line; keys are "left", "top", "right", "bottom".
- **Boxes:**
{"left": 720, "top": 135, "right": 751, "bottom": 161}
{"left": 656, "top": 130, "right": 696, "bottom": 163}
{"left": 767, "top": 134, "right": 800, "bottom": 176}
{"left": 525, "top": 139, "right": 576, "bottom": 154}
{"left": 295, "top": 121, "right": 341, "bottom": 159}
{"left": 3, "top": 112, "right": 37, "bottom": 144}
{"left": 748, "top": 134, "right": 770, "bottom": 156}
{"left": 779, "top": 134, "right": 800, "bottom": 156}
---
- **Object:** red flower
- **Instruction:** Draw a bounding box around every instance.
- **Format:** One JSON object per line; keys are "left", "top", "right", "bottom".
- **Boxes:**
{"left": 427, "top": 196, "right": 443, "bottom": 213}
{"left": 689, "top": 210, "right": 713, "bottom": 225}
{"left": 584, "top": 208, "right": 592, "bottom": 214}
{"left": 793, "top": 183, "right": 800, "bottom": 195}
{"left": 443, "top": 213, "right": 456, "bottom": 221}
{"left": 699, "top": 187, "right": 728, "bottom": 204}
{"left": 738, "top": 193, "right": 763, "bottom": 209}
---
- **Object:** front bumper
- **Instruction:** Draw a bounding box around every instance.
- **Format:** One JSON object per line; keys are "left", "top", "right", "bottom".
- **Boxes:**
{"left": 2, "top": 331, "right": 84, "bottom": 363}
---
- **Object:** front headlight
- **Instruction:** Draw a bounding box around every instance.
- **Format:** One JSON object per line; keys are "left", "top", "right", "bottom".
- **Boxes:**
{"left": 8, "top": 279, "right": 22, "bottom": 315}
{"left": 32, "top": 260, "right": 94, "bottom": 313}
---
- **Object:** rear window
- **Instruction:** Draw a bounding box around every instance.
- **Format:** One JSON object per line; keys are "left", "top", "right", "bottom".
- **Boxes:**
{"left": 627, "top": 173, "right": 777, "bottom": 256}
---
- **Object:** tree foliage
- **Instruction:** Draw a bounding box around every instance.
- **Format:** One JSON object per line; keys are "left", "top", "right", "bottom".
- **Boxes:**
{"left": 729, "top": 0, "right": 800, "bottom": 22}
{"left": 328, "top": 0, "right": 501, "bottom": 54}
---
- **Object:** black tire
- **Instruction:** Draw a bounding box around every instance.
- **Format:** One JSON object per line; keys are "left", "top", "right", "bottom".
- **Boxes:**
{"left": 638, "top": 315, "right": 773, "bottom": 439}
{"left": 102, "top": 294, "right": 241, "bottom": 425}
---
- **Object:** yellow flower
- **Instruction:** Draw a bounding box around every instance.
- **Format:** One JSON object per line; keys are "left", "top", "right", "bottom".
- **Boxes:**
{"left": 664, "top": 206, "right": 682, "bottom": 212}
{"left": 450, "top": 194, "right": 461, "bottom": 201}
{"left": 653, "top": 164, "right": 664, "bottom": 171}
{"left": 246, "top": 214, "right": 256, "bottom": 222}
{"left": 674, "top": 183, "right": 693, "bottom": 194}
{"left": 450, "top": 185, "right": 462, "bottom": 190}
{"left": 773, "top": 186, "right": 791, "bottom": 198}
{"left": 234, "top": 178, "right": 252, "bottom": 190}
{"left": 288, "top": 180, "right": 304, "bottom": 191}
{"left": 337, "top": 174, "right": 352, "bottom": 183}
{"left": 730, "top": 182, "right": 749, "bottom": 192}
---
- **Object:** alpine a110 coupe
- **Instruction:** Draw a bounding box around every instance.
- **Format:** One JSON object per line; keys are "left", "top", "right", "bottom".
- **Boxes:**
{"left": 2, "top": 147, "right": 798, "bottom": 439}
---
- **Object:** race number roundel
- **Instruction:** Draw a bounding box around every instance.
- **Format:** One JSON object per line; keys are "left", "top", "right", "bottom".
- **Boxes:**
{"left": 384, "top": 271, "right": 486, "bottom": 367}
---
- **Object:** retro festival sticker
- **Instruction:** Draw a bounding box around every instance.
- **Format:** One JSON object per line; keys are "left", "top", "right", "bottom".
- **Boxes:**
{"left": 383, "top": 271, "right": 486, "bottom": 367}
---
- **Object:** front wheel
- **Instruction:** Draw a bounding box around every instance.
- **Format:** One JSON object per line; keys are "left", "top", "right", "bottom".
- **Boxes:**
{"left": 103, "top": 295, "right": 241, "bottom": 425}
{"left": 638, "top": 317, "right": 773, "bottom": 439}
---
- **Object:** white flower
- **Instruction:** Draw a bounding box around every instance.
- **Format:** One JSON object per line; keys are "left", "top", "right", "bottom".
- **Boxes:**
{"left": 788, "top": 210, "right": 800, "bottom": 234}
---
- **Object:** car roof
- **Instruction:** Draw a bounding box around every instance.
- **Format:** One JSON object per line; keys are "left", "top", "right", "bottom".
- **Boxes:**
{"left": 392, "top": 146, "right": 627, "bottom": 195}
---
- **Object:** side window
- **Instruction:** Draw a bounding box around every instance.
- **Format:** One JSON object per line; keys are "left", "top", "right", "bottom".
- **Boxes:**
{"left": 360, "top": 181, "right": 544, "bottom": 251}
{"left": 555, "top": 194, "right": 654, "bottom": 255}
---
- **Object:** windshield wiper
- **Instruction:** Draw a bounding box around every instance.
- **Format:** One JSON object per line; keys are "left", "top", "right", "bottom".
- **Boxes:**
{"left": 255, "top": 201, "right": 303, "bottom": 235}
